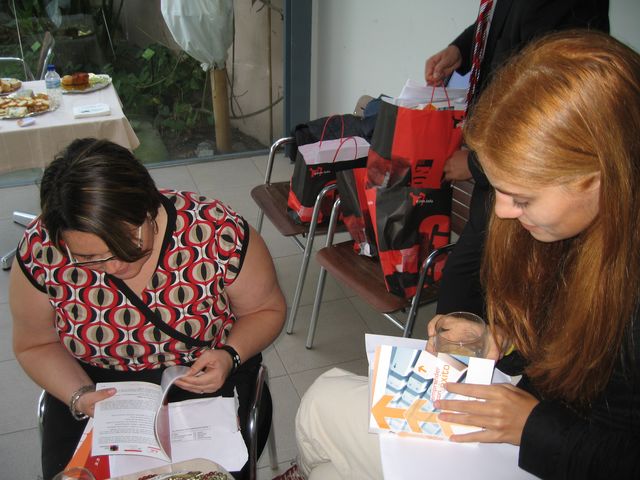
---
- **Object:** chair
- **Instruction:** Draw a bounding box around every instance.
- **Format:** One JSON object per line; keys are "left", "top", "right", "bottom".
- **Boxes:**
{"left": 250, "top": 137, "right": 344, "bottom": 335}
{"left": 0, "top": 31, "right": 55, "bottom": 81}
{"left": 37, "top": 364, "right": 278, "bottom": 480}
{"left": 305, "top": 180, "right": 474, "bottom": 349}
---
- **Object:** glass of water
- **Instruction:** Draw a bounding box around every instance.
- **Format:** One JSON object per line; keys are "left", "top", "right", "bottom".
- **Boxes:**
{"left": 434, "top": 311, "right": 488, "bottom": 358}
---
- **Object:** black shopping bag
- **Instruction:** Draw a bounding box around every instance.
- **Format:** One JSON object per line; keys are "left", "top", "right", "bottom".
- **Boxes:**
{"left": 287, "top": 117, "right": 369, "bottom": 224}
{"left": 365, "top": 184, "right": 452, "bottom": 298}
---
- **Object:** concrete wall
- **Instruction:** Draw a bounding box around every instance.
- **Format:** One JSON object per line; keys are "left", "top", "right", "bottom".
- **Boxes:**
{"left": 310, "top": 0, "right": 640, "bottom": 118}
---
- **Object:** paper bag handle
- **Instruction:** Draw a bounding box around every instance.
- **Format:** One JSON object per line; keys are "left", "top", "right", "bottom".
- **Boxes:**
{"left": 319, "top": 115, "right": 345, "bottom": 148}
{"left": 430, "top": 85, "right": 452, "bottom": 108}
{"left": 331, "top": 136, "right": 358, "bottom": 164}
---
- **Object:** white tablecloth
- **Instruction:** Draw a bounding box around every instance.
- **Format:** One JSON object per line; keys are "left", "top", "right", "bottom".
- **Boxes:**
{"left": 0, "top": 80, "right": 140, "bottom": 174}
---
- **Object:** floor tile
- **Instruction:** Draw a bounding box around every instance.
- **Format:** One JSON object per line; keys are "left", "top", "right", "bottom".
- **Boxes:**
{"left": 256, "top": 221, "right": 307, "bottom": 259}
{"left": 0, "top": 184, "right": 40, "bottom": 220}
{"left": 252, "top": 152, "right": 295, "bottom": 184}
{"left": 0, "top": 360, "right": 41, "bottom": 434}
{"left": 273, "top": 298, "right": 369, "bottom": 374}
{"left": 149, "top": 165, "right": 198, "bottom": 192}
{"left": 0, "top": 302, "right": 14, "bottom": 362}
{"left": 273, "top": 254, "right": 349, "bottom": 310}
{"left": 188, "top": 157, "right": 264, "bottom": 192}
{"left": 257, "top": 374, "right": 300, "bottom": 470}
{"left": 262, "top": 344, "right": 287, "bottom": 380}
{"left": 0, "top": 427, "right": 42, "bottom": 480}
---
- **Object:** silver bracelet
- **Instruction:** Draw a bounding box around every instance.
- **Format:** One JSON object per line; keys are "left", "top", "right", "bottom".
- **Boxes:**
{"left": 69, "top": 384, "right": 95, "bottom": 421}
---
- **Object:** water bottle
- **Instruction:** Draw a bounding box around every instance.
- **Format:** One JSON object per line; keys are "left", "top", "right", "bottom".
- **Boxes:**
{"left": 44, "top": 64, "right": 62, "bottom": 109}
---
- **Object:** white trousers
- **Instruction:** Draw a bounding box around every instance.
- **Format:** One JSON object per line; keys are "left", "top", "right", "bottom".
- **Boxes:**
{"left": 295, "top": 368, "right": 385, "bottom": 480}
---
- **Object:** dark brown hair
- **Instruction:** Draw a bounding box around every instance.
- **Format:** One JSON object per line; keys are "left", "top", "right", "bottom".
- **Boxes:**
{"left": 40, "top": 138, "right": 163, "bottom": 262}
{"left": 465, "top": 31, "right": 640, "bottom": 403}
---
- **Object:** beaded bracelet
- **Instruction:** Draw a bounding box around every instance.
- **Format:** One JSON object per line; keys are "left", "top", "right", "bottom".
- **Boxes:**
{"left": 69, "top": 384, "right": 96, "bottom": 421}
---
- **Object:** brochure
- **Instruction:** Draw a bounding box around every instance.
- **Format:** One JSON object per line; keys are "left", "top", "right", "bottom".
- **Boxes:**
{"left": 66, "top": 366, "right": 248, "bottom": 477}
{"left": 369, "top": 343, "right": 495, "bottom": 439}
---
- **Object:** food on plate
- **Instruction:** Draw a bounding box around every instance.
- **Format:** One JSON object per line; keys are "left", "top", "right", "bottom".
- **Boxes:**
{"left": 62, "top": 72, "right": 90, "bottom": 89}
{"left": 0, "top": 78, "right": 21, "bottom": 93}
{"left": 61, "top": 72, "right": 110, "bottom": 92}
{"left": 136, "top": 471, "right": 231, "bottom": 480}
{"left": 6, "top": 106, "right": 28, "bottom": 118}
{"left": 0, "top": 92, "right": 50, "bottom": 117}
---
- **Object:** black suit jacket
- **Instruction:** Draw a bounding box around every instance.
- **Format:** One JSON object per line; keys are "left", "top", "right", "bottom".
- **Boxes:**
{"left": 450, "top": 0, "right": 610, "bottom": 190}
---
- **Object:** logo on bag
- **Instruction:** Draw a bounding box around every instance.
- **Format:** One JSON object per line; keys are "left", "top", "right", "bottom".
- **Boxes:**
{"left": 309, "top": 166, "right": 330, "bottom": 177}
{"left": 410, "top": 191, "right": 434, "bottom": 206}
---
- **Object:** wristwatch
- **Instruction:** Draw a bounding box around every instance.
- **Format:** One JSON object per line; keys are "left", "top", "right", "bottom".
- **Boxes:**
{"left": 218, "top": 344, "right": 241, "bottom": 375}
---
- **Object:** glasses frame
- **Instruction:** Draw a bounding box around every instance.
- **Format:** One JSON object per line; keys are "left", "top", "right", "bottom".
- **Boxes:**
{"left": 65, "top": 225, "right": 143, "bottom": 267}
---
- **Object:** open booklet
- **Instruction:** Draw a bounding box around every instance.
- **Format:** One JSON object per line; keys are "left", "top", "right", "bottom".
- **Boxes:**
{"left": 369, "top": 340, "right": 495, "bottom": 439}
{"left": 67, "top": 366, "right": 248, "bottom": 477}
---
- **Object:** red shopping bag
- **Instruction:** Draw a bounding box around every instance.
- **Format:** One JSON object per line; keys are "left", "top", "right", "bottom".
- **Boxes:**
{"left": 287, "top": 116, "right": 369, "bottom": 224}
{"left": 335, "top": 166, "right": 377, "bottom": 257}
{"left": 366, "top": 184, "right": 452, "bottom": 298}
{"left": 366, "top": 97, "right": 464, "bottom": 189}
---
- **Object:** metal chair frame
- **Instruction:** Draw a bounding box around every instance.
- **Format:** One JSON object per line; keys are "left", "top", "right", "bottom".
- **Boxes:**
{"left": 251, "top": 137, "right": 340, "bottom": 336}
{"left": 305, "top": 180, "right": 474, "bottom": 349}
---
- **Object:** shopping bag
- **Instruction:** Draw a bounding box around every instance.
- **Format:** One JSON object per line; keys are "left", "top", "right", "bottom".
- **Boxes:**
{"left": 366, "top": 98, "right": 464, "bottom": 189}
{"left": 287, "top": 116, "right": 369, "bottom": 224}
{"left": 365, "top": 184, "right": 452, "bottom": 298}
{"left": 335, "top": 166, "right": 377, "bottom": 257}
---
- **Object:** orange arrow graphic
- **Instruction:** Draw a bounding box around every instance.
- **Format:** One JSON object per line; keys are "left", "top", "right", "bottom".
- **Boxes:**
{"left": 405, "top": 399, "right": 455, "bottom": 437}
{"left": 371, "top": 395, "right": 407, "bottom": 429}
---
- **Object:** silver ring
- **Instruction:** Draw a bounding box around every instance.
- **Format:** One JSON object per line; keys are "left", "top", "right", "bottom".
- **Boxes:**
{"left": 200, "top": 390, "right": 205, "bottom": 394}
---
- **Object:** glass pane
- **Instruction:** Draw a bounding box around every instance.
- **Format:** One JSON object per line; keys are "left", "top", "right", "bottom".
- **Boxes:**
{"left": 0, "top": 0, "right": 284, "bottom": 187}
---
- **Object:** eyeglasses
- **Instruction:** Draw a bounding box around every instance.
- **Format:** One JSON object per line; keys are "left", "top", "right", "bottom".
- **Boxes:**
{"left": 65, "top": 225, "right": 143, "bottom": 267}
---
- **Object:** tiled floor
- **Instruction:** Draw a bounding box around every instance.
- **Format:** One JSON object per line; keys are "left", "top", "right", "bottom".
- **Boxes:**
{"left": 0, "top": 152, "right": 435, "bottom": 479}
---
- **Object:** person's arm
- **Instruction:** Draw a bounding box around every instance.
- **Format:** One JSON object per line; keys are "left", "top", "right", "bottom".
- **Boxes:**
{"left": 520, "top": 400, "right": 640, "bottom": 478}
{"left": 176, "top": 225, "right": 286, "bottom": 394}
{"left": 450, "top": 23, "right": 477, "bottom": 75}
{"left": 10, "top": 259, "right": 115, "bottom": 418}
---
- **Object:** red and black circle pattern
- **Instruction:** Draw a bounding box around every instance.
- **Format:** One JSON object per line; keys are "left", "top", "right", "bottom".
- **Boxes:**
{"left": 17, "top": 191, "right": 248, "bottom": 371}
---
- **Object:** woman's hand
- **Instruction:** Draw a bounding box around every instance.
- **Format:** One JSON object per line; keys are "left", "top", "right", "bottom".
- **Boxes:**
{"left": 435, "top": 383, "right": 539, "bottom": 445}
{"left": 174, "top": 349, "right": 234, "bottom": 394}
{"left": 425, "top": 45, "right": 463, "bottom": 85}
{"left": 76, "top": 387, "right": 117, "bottom": 418}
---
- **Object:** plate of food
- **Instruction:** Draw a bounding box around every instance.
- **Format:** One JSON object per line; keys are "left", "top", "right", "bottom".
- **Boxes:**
{"left": 0, "top": 91, "right": 53, "bottom": 119}
{"left": 62, "top": 72, "right": 112, "bottom": 94}
{"left": 110, "top": 459, "right": 233, "bottom": 480}
{"left": 0, "top": 78, "right": 22, "bottom": 96}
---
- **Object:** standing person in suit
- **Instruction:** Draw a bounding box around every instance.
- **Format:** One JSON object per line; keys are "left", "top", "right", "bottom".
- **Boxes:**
{"left": 424, "top": 0, "right": 610, "bottom": 317}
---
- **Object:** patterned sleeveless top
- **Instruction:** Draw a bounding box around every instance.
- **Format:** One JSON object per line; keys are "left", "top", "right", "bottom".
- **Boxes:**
{"left": 17, "top": 190, "right": 249, "bottom": 371}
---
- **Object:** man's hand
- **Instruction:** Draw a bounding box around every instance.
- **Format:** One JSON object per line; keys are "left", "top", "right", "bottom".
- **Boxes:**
{"left": 444, "top": 149, "right": 472, "bottom": 181}
{"left": 425, "top": 45, "right": 463, "bottom": 85}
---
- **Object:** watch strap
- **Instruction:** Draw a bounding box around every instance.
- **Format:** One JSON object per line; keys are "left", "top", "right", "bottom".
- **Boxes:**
{"left": 218, "top": 344, "right": 241, "bottom": 375}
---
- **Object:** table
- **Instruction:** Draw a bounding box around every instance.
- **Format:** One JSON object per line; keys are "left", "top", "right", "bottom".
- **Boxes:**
{"left": 0, "top": 80, "right": 140, "bottom": 174}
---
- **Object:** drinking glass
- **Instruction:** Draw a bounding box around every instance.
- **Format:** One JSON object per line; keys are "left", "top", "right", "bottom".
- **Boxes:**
{"left": 434, "top": 311, "right": 488, "bottom": 357}
{"left": 52, "top": 467, "right": 95, "bottom": 480}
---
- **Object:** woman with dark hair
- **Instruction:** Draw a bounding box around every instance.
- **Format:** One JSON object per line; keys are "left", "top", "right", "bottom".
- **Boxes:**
{"left": 9, "top": 138, "right": 286, "bottom": 479}
{"left": 295, "top": 31, "right": 640, "bottom": 479}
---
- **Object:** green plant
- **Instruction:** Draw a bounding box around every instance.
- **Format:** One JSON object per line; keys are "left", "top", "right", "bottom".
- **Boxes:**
{"left": 109, "top": 42, "right": 212, "bottom": 139}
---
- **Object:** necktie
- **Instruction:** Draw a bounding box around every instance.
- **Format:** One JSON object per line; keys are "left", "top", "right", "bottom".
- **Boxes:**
{"left": 467, "top": 0, "right": 494, "bottom": 106}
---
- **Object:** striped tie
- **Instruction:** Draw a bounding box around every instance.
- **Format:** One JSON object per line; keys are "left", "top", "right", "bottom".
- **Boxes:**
{"left": 467, "top": 0, "right": 494, "bottom": 106}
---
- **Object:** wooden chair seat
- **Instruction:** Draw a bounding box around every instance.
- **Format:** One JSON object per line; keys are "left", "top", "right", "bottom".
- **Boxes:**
{"left": 250, "top": 181, "right": 345, "bottom": 238}
{"left": 316, "top": 241, "right": 441, "bottom": 313}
